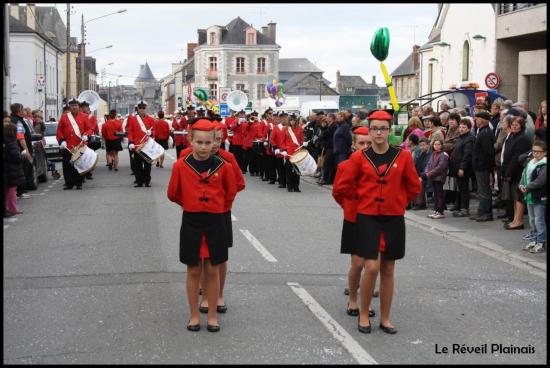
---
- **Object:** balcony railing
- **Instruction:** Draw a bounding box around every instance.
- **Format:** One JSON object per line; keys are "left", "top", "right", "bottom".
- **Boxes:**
{"left": 499, "top": 3, "right": 540, "bottom": 14}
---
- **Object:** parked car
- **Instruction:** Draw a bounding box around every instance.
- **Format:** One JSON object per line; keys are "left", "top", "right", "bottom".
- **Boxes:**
{"left": 43, "top": 122, "right": 62, "bottom": 161}
{"left": 27, "top": 131, "right": 49, "bottom": 190}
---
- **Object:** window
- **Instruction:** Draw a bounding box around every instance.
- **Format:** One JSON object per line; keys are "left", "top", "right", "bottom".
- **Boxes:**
{"left": 236, "top": 83, "right": 245, "bottom": 91}
{"left": 236, "top": 57, "right": 245, "bottom": 73}
{"left": 209, "top": 83, "right": 217, "bottom": 100}
{"left": 209, "top": 57, "right": 217, "bottom": 71}
{"left": 257, "top": 84, "right": 266, "bottom": 99}
{"left": 428, "top": 63, "right": 433, "bottom": 94}
{"left": 209, "top": 32, "right": 216, "bottom": 45}
{"left": 257, "top": 57, "right": 266, "bottom": 73}
{"left": 462, "top": 41, "right": 470, "bottom": 81}
{"left": 247, "top": 32, "right": 256, "bottom": 45}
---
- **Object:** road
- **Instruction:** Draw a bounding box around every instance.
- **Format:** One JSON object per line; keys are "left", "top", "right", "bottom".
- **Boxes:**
{"left": 3, "top": 148, "right": 547, "bottom": 364}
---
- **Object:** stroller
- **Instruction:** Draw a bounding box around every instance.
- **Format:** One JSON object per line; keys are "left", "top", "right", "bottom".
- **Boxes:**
{"left": 47, "top": 159, "right": 61, "bottom": 180}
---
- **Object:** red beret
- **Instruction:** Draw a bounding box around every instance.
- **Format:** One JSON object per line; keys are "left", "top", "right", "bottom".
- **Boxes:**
{"left": 190, "top": 119, "right": 215, "bottom": 132}
{"left": 368, "top": 110, "right": 393, "bottom": 121}
{"left": 354, "top": 126, "right": 370, "bottom": 135}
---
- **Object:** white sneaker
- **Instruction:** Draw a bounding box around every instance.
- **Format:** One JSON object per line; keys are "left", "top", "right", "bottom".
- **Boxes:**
{"left": 529, "top": 243, "right": 546, "bottom": 253}
{"left": 523, "top": 241, "right": 537, "bottom": 251}
{"left": 428, "top": 211, "right": 437, "bottom": 218}
{"left": 522, "top": 233, "right": 536, "bottom": 241}
{"left": 21, "top": 193, "right": 31, "bottom": 199}
{"left": 431, "top": 212, "right": 445, "bottom": 219}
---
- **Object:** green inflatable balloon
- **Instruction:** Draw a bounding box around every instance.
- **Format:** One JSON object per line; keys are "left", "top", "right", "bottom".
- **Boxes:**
{"left": 370, "top": 27, "right": 390, "bottom": 62}
{"left": 193, "top": 87, "right": 208, "bottom": 102}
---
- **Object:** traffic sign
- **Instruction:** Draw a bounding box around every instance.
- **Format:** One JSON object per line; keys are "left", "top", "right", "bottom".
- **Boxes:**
{"left": 219, "top": 87, "right": 231, "bottom": 103}
{"left": 484, "top": 72, "right": 500, "bottom": 89}
{"left": 36, "top": 75, "right": 45, "bottom": 86}
{"left": 220, "top": 103, "right": 229, "bottom": 117}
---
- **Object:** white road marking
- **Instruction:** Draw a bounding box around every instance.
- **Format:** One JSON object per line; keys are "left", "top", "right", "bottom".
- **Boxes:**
{"left": 239, "top": 229, "right": 278, "bottom": 263}
{"left": 231, "top": 214, "right": 237, "bottom": 221}
{"left": 287, "top": 282, "right": 377, "bottom": 365}
{"left": 44, "top": 189, "right": 50, "bottom": 192}
{"left": 48, "top": 185, "right": 53, "bottom": 188}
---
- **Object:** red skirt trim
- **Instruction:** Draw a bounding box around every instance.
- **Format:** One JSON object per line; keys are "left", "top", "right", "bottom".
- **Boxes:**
{"left": 199, "top": 234, "right": 210, "bottom": 259}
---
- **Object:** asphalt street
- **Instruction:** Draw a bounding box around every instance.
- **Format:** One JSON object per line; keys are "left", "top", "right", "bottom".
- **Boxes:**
{"left": 3, "top": 148, "right": 547, "bottom": 364}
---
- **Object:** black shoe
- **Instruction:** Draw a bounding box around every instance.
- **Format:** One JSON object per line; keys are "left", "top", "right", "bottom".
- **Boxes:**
{"left": 379, "top": 324, "right": 398, "bottom": 334}
{"left": 344, "top": 287, "right": 349, "bottom": 296}
{"left": 502, "top": 218, "right": 513, "bottom": 223}
{"left": 63, "top": 185, "right": 74, "bottom": 190}
{"left": 368, "top": 309, "right": 376, "bottom": 317}
{"left": 108, "top": 165, "right": 113, "bottom": 171}
{"left": 358, "top": 318, "right": 371, "bottom": 334}
{"left": 145, "top": 183, "right": 151, "bottom": 187}
{"left": 199, "top": 305, "right": 208, "bottom": 314}
{"left": 262, "top": 178, "right": 269, "bottom": 181}
{"left": 156, "top": 162, "right": 160, "bottom": 167}
{"left": 476, "top": 214, "right": 493, "bottom": 222}
{"left": 4, "top": 211, "right": 15, "bottom": 218}
{"left": 497, "top": 213, "right": 509, "bottom": 219}
{"left": 294, "top": 188, "right": 301, "bottom": 192}
{"left": 346, "top": 303, "right": 359, "bottom": 316}
{"left": 287, "top": 187, "right": 294, "bottom": 192}
{"left": 411, "top": 205, "right": 427, "bottom": 210}
{"left": 186, "top": 321, "right": 200, "bottom": 332}
{"left": 86, "top": 174, "right": 93, "bottom": 180}
{"left": 207, "top": 324, "right": 220, "bottom": 333}
{"left": 504, "top": 223, "right": 524, "bottom": 230}
{"left": 134, "top": 184, "right": 143, "bottom": 188}
{"left": 76, "top": 185, "right": 82, "bottom": 190}
{"left": 217, "top": 305, "right": 227, "bottom": 313}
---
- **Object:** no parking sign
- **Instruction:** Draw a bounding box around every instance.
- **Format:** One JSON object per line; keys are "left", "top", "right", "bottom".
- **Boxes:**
{"left": 485, "top": 72, "right": 501, "bottom": 89}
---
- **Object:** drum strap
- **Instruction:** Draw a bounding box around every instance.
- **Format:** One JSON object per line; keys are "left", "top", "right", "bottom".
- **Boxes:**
{"left": 67, "top": 112, "right": 82, "bottom": 138}
{"left": 136, "top": 115, "right": 148, "bottom": 133}
{"left": 287, "top": 127, "right": 300, "bottom": 146}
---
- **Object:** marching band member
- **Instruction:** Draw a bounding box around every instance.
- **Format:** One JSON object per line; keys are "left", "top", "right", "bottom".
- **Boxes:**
{"left": 172, "top": 109, "right": 189, "bottom": 160}
{"left": 282, "top": 113, "right": 304, "bottom": 192}
{"left": 230, "top": 110, "right": 247, "bottom": 173}
{"left": 153, "top": 111, "right": 170, "bottom": 168}
{"left": 101, "top": 109, "right": 123, "bottom": 171}
{"left": 79, "top": 100, "right": 99, "bottom": 180}
{"left": 270, "top": 112, "right": 287, "bottom": 188}
{"left": 332, "top": 110, "right": 422, "bottom": 334}
{"left": 264, "top": 109, "right": 278, "bottom": 184}
{"left": 242, "top": 111, "right": 260, "bottom": 176}
{"left": 56, "top": 97, "right": 93, "bottom": 190}
{"left": 257, "top": 111, "right": 269, "bottom": 181}
{"left": 167, "top": 119, "right": 237, "bottom": 333}
{"left": 225, "top": 110, "right": 236, "bottom": 153}
{"left": 126, "top": 100, "right": 155, "bottom": 187}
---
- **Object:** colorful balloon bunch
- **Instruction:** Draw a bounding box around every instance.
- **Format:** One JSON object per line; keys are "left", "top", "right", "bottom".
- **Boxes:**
{"left": 266, "top": 79, "right": 285, "bottom": 107}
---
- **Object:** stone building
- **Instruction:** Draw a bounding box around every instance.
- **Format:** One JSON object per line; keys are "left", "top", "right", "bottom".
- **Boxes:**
{"left": 134, "top": 62, "right": 161, "bottom": 113}
{"left": 391, "top": 45, "right": 421, "bottom": 103}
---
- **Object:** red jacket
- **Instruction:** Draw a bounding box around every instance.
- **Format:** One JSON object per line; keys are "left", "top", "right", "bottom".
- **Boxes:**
{"left": 88, "top": 114, "right": 99, "bottom": 135}
{"left": 332, "top": 148, "right": 422, "bottom": 216}
{"left": 230, "top": 117, "right": 246, "bottom": 145}
{"left": 224, "top": 117, "right": 235, "bottom": 144}
{"left": 127, "top": 114, "right": 155, "bottom": 145}
{"left": 332, "top": 159, "right": 358, "bottom": 222}
{"left": 56, "top": 112, "right": 93, "bottom": 150}
{"left": 283, "top": 126, "right": 304, "bottom": 156}
{"left": 242, "top": 121, "right": 260, "bottom": 149}
{"left": 172, "top": 117, "right": 189, "bottom": 147}
{"left": 270, "top": 124, "right": 286, "bottom": 158}
{"left": 167, "top": 152, "right": 237, "bottom": 214}
{"left": 153, "top": 119, "right": 171, "bottom": 140}
{"left": 101, "top": 119, "right": 123, "bottom": 140}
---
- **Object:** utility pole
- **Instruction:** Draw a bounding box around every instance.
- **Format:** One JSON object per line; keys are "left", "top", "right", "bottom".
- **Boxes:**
{"left": 108, "top": 80, "right": 111, "bottom": 111}
{"left": 80, "top": 13, "right": 85, "bottom": 93}
{"left": 4, "top": 3, "right": 11, "bottom": 110}
{"left": 66, "top": 3, "right": 70, "bottom": 100}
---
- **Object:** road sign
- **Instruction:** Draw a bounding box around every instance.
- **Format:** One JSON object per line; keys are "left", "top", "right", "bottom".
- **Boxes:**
{"left": 220, "top": 103, "right": 229, "bottom": 117}
{"left": 484, "top": 72, "right": 501, "bottom": 89}
{"left": 219, "top": 87, "right": 231, "bottom": 103}
{"left": 36, "top": 75, "right": 45, "bottom": 86}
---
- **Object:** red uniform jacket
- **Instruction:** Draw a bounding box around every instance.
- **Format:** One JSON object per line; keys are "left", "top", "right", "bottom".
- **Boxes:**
{"left": 224, "top": 117, "right": 235, "bottom": 144}
{"left": 172, "top": 117, "right": 189, "bottom": 147}
{"left": 167, "top": 153, "right": 237, "bottom": 214}
{"left": 270, "top": 124, "right": 286, "bottom": 158}
{"left": 101, "top": 119, "right": 123, "bottom": 140}
{"left": 230, "top": 117, "right": 245, "bottom": 146}
{"left": 265, "top": 119, "right": 275, "bottom": 156}
{"left": 88, "top": 114, "right": 99, "bottom": 135}
{"left": 153, "top": 119, "right": 171, "bottom": 140}
{"left": 332, "top": 159, "right": 358, "bottom": 223}
{"left": 242, "top": 121, "right": 260, "bottom": 149}
{"left": 332, "top": 147, "right": 422, "bottom": 216}
{"left": 126, "top": 114, "right": 156, "bottom": 145}
{"left": 56, "top": 112, "right": 93, "bottom": 150}
{"left": 283, "top": 126, "right": 304, "bottom": 156}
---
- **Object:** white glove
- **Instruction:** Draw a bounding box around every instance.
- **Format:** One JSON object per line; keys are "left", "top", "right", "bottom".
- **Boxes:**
{"left": 302, "top": 141, "right": 309, "bottom": 147}
{"left": 82, "top": 134, "right": 88, "bottom": 142}
{"left": 281, "top": 151, "right": 288, "bottom": 157}
{"left": 146, "top": 129, "right": 152, "bottom": 136}
{"left": 60, "top": 141, "right": 67, "bottom": 149}
{"left": 263, "top": 141, "right": 268, "bottom": 146}
{"left": 129, "top": 144, "right": 135, "bottom": 151}
{"left": 274, "top": 148, "right": 280, "bottom": 155}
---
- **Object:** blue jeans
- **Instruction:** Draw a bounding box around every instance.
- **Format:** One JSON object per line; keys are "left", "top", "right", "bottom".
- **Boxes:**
{"left": 527, "top": 204, "right": 547, "bottom": 244}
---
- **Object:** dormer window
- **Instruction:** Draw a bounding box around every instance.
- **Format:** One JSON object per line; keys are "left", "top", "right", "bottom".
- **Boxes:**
{"left": 209, "top": 32, "right": 217, "bottom": 45}
{"left": 245, "top": 27, "right": 256, "bottom": 45}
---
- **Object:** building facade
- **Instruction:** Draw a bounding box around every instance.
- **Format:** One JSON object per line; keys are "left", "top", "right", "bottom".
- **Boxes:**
{"left": 391, "top": 45, "right": 421, "bottom": 103}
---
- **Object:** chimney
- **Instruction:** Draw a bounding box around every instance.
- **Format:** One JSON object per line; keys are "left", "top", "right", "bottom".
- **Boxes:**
{"left": 412, "top": 45, "right": 420, "bottom": 73}
{"left": 10, "top": 3, "right": 19, "bottom": 19}
{"left": 187, "top": 42, "right": 198, "bottom": 59}
{"left": 26, "top": 4, "right": 36, "bottom": 31}
{"left": 372, "top": 75, "right": 376, "bottom": 85}
{"left": 336, "top": 70, "right": 341, "bottom": 93}
{"left": 267, "top": 22, "right": 276, "bottom": 42}
{"left": 261, "top": 26, "right": 268, "bottom": 36}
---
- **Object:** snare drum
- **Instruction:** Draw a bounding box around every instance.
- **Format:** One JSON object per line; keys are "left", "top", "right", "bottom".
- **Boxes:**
{"left": 70, "top": 146, "right": 98, "bottom": 175}
{"left": 88, "top": 135, "right": 102, "bottom": 150}
{"left": 289, "top": 148, "right": 317, "bottom": 176}
{"left": 137, "top": 137, "right": 165, "bottom": 164}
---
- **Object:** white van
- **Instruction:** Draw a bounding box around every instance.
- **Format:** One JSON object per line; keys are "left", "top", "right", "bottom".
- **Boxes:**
{"left": 300, "top": 101, "right": 339, "bottom": 118}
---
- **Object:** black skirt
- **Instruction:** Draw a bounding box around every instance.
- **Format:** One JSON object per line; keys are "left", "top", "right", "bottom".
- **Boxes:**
{"left": 105, "top": 138, "right": 122, "bottom": 152}
{"left": 340, "top": 220, "right": 356, "bottom": 254}
{"left": 354, "top": 214, "right": 406, "bottom": 260}
{"left": 156, "top": 139, "right": 169, "bottom": 150}
{"left": 179, "top": 211, "right": 228, "bottom": 266}
{"left": 224, "top": 211, "right": 233, "bottom": 248}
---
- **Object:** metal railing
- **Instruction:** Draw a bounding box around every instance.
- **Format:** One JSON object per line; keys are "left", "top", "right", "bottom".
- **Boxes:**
{"left": 499, "top": 3, "right": 541, "bottom": 14}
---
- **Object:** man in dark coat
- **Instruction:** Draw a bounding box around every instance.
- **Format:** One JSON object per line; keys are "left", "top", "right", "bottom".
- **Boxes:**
{"left": 333, "top": 112, "right": 352, "bottom": 167}
{"left": 471, "top": 111, "right": 495, "bottom": 221}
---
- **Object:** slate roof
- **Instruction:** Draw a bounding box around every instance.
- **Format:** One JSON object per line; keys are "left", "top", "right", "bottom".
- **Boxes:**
{"left": 199, "top": 17, "right": 278, "bottom": 46}
{"left": 279, "top": 58, "right": 323, "bottom": 73}
{"left": 418, "top": 34, "right": 440, "bottom": 51}
{"left": 135, "top": 62, "right": 157, "bottom": 83}
{"left": 339, "top": 75, "right": 370, "bottom": 89}
{"left": 283, "top": 73, "right": 338, "bottom": 95}
{"left": 9, "top": 6, "right": 69, "bottom": 51}
{"left": 391, "top": 52, "right": 419, "bottom": 77}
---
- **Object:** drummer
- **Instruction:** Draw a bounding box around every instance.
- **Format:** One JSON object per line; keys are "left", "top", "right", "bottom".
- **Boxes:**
{"left": 79, "top": 100, "right": 99, "bottom": 180}
{"left": 264, "top": 109, "right": 277, "bottom": 184}
{"left": 242, "top": 111, "right": 260, "bottom": 176}
{"left": 126, "top": 100, "right": 156, "bottom": 187}
{"left": 56, "top": 97, "right": 93, "bottom": 190}
{"left": 257, "top": 111, "right": 269, "bottom": 181}
{"left": 153, "top": 111, "right": 170, "bottom": 168}
{"left": 270, "top": 111, "right": 287, "bottom": 189}
{"left": 281, "top": 113, "right": 304, "bottom": 192}
{"left": 101, "top": 109, "right": 123, "bottom": 171}
{"left": 167, "top": 119, "right": 238, "bottom": 333}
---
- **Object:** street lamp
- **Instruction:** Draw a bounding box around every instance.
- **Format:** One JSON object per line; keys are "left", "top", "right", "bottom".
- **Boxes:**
{"left": 472, "top": 34, "right": 486, "bottom": 40}
{"left": 80, "top": 9, "right": 127, "bottom": 93}
{"left": 88, "top": 45, "right": 113, "bottom": 54}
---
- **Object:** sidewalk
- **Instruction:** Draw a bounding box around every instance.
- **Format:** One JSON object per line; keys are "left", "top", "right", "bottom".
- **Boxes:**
{"left": 300, "top": 175, "right": 546, "bottom": 274}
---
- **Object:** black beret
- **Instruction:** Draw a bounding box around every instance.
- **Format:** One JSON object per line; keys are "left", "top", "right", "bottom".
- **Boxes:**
{"left": 475, "top": 111, "right": 492, "bottom": 121}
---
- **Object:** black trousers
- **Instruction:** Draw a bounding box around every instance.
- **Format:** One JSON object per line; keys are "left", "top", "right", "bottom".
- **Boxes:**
{"left": 129, "top": 149, "right": 136, "bottom": 174}
{"left": 322, "top": 148, "right": 336, "bottom": 184}
{"left": 246, "top": 149, "right": 259, "bottom": 175}
{"left": 276, "top": 157, "right": 286, "bottom": 186}
{"left": 457, "top": 176, "right": 470, "bottom": 210}
{"left": 230, "top": 145, "right": 245, "bottom": 173}
{"left": 258, "top": 152, "right": 267, "bottom": 179}
{"left": 133, "top": 153, "right": 152, "bottom": 185}
{"left": 431, "top": 180, "right": 445, "bottom": 213}
{"left": 61, "top": 149, "right": 83, "bottom": 187}
{"left": 285, "top": 160, "right": 300, "bottom": 190}
{"left": 266, "top": 155, "right": 277, "bottom": 181}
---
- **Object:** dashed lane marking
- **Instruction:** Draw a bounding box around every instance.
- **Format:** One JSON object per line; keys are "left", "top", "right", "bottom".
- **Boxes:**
{"left": 287, "top": 282, "right": 377, "bottom": 365}
{"left": 239, "top": 229, "right": 278, "bottom": 263}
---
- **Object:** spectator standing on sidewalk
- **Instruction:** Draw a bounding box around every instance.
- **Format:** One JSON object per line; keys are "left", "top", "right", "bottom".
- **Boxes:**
{"left": 494, "top": 115, "right": 514, "bottom": 219}
{"left": 412, "top": 137, "right": 431, "bottom": 210}
{"left": 443, "top": 112, "right": 461, "bottom": 210}
{"left": 318, "top": 113, "right": 338, "bottom": 185}
{"left": 32, "top": 110, "right": 45, "bottom": 136}
{"left": 535, "top": 100, "right": 547, "bottom": 130}
{"left": 471, "top": 111, "right": 495, "bottom": 222}
{"left": 520, "top": 140, "right": 547, "bottom": 253}
{"left": 3, "top": 113, "right": 26, "bottom": 217}
{"left": 450, "top": 119, "right": 475, "bottom": 217}
{"left": 423, "top": 139, "right": 449, "bottom": 219}
{"left": 401, "top": 117, "right": 424, "bottom": 151}
{"left": 333, "top": 112, "right": 352, "bottom": 167}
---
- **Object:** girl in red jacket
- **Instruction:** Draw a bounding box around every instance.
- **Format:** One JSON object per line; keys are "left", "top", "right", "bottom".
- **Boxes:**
{"left": 282, "top": 114, "right": 304, "bottom": 192}
{"left": 167, "top": 119, "right": 237, "bottom": 333}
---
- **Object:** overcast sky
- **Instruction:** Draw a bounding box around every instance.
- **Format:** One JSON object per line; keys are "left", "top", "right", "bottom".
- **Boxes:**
{"left": 47, "top": 3, "right": 438, "bottom": 88}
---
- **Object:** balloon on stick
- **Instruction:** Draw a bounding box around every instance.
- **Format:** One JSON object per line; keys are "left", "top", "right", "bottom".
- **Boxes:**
{"left": 370, "top": 27, "right": 399, "bottom": 112}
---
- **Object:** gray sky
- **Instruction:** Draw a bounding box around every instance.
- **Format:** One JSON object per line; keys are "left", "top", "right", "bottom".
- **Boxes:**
{"left": 48, "top": 3, "right": 438, "bottom": 87}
